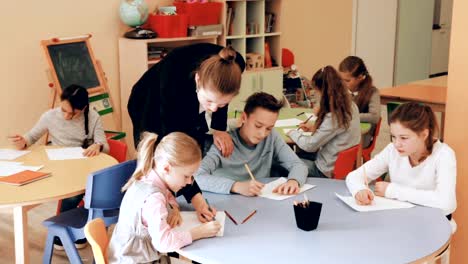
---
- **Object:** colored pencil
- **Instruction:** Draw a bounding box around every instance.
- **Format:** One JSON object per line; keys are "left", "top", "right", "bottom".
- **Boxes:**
{"left": 241, "top": 210, "right": 257, "bottom": 224}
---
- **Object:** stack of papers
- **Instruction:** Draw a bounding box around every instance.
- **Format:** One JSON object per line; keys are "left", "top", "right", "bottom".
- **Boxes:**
{"left": 46, "top": 147, "right": 86, "bottom": 160}
{"left": 0, "top": 161, "right": 43, "bottom": 177}
{"left": 0, "top": 149, "right": 31, "bottom": 160}
{"left": 174, "top": 211, "right": 226, "bottom": 237}
{"left": 335, "top": 193, "right": 415, "bottom": 212}
{"left": 260, "top": 177, "right": 316, "bottom": 200}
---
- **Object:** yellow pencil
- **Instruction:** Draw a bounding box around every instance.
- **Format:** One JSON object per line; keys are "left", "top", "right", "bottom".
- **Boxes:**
{"left": 244, "top": 163, "right": 256, "bottom": 181}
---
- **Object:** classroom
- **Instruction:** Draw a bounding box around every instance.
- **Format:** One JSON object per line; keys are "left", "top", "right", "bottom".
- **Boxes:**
{"left": 1, "top": 0, "right": 467, "bottom": 263}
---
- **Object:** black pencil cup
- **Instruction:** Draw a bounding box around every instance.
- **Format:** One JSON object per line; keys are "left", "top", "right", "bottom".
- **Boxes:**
{"left": 293, "top": 201, "right": 322, "bottom": 231}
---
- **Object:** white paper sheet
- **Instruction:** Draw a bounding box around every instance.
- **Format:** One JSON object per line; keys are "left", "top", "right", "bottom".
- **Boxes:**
{"left": 174, "top": 211, "right": 226, "bottom": 237}
{"left": 305, "top": 113, "right": 318, "bottom": 121}
{"left": 46, "top": 147, "right": 86, "bottom": 160}
{"left": 0, "top": 165, "right": 44, "bottom": 177}
{"left": 274, "top": 118, "right": 303, "bottom": 127}
{"left": 335, "top": 193, "right": 415, "bottom": 212}
{"left": 0, "top": 149, "right": 31, "bottom": 160}
{"left": 0, "top": 161, "right": 23, "bottom": 166}
{"left": 259, "top": 177, "right": 316, "bottom": 200}
{"left": 282, "top": 128, "right": 313, "bottom": 136}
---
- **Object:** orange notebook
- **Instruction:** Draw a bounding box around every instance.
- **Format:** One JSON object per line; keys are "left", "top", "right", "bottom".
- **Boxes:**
{"left": 0, "top": 170, "right": 51, "bottom": 186}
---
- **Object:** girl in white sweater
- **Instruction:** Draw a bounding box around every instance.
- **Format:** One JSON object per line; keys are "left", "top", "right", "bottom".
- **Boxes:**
{"left": 346, "top": 102, "right": 456, "bottom": 222}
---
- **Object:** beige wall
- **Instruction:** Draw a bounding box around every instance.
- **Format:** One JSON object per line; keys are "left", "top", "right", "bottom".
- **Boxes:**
{"left": 445, "top": 0, "right": 468, "bottom": 262}
{"left": 0, "top": 0, "right": 122, "bottom": 146}
{"left": 282, "top": 0, "right": 354, "bottom": 78}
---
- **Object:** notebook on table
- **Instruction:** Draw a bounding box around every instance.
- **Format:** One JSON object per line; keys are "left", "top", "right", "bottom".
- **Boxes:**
{"left": 0, "top": 170, "right": 51, "bottom": 186}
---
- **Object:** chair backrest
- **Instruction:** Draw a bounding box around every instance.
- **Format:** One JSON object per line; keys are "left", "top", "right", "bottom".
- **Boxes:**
{"left": 107, "top": 139, "right": 128, "bottom": 163}
{"left": 84, "top": 159, "right": 136, "bottom": 211}
{"left": 85, "top": 218, "right": 109, "bottom": 264}
{"left": 333, "top": 145, "right": 360, "bottom": 180}
{"left": 363, "top": 118, "right": 382, "bottom": 154}
{"left": 282, "top": 48, "right": 295, "bottom": 68}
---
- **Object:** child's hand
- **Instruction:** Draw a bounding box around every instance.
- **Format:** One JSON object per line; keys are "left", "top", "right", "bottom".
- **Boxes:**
{"left": 83, "top": 143, "right": 101, "bottom": 157}
{"left": 167, "top": 206, "right": 182, "bottom": 228}
{"left": 190, "top": 221, "right": 221, "bottom": 241}
{"left": 273, "top": 179, "right": 299, "bottom": 195}
{"left": 8, "top": 134, "right": 27, "bottom": 150}
{"left": 231, "top": 180, "right": 265, "bottom": 197}
{"left": 355, "top": 189, "right": 374, "bottom": 205}
{"left": 374, "top": 182, "right": 389, "bottom": 197}
{"left": 197, "top": 205, "right": 217, "bottom": 223}
{"left": 298, "top": 122, "right": 315, "bottom": 132}
{"left": 212, "top": 130, "right": 234, "bottom": 158}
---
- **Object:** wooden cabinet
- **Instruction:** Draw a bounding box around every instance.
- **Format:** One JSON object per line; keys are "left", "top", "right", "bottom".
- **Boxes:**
{"left": 219, "top": 0, "right": 284, "bottom": 111}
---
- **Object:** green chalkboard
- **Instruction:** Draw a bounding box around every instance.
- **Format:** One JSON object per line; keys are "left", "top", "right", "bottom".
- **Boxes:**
{"left": 47, "top": 41, "right": 100, "bottom": 90}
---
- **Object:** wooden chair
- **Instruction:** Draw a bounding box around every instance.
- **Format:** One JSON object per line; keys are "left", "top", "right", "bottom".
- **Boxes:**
{"left": 362, "top": 118, "right": 382, "bottom": 162}
{"left": 332, "top": 145, "right": 360, "bottom": 180}
{"left": 84, "top": 218, "right": 109, "bottom": 264}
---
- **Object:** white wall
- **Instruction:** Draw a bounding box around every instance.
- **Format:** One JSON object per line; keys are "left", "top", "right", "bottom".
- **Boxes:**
{"left": 353, "top": 0, "right": 398, "bottom": 88}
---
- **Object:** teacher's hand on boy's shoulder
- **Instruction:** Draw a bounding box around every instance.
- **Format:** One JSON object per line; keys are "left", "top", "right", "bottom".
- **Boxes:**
{"left": 273, "top": 179, "right": 300, "bottom": 195}
{"left": 231, "top": 180, "right": 265, "bottom": 197}
{"left": 83, "top": 143, "right": 101, "bottom": 157}
{"left": 355, "top": 189, "right": 374, "bottom": 205}
{"left": 8, "top": 134, "right": 27, "bottom": 150}
{"left": 374, "top": 181, "right": 389, "bottom": 197}
{"left": 212, "top": 130, "right": 234, "bottom": 157}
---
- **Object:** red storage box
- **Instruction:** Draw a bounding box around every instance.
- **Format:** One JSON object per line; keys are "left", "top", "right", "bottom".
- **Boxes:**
{"left": 149, "top": 14, "right": 188, "bottom": 38}
{"left": 174, "top": 2, "right": 222, "bottom": 26}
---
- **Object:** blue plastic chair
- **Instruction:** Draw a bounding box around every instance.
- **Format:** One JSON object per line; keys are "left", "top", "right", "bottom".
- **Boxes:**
{"left": 42, "top": 160, "right": 136, "bottom": 264}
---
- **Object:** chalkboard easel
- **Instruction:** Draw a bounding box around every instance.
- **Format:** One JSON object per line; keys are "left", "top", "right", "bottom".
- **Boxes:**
{"left": 41, "top": 34, "right": 123, "bottom": 143}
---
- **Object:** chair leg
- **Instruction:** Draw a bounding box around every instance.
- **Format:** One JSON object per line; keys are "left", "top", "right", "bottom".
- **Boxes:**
{"left": 42, "top": 233, "right": 55, "bottom": 264}
{"left": 48, "top": 225, "right": 83, "bottom": 264}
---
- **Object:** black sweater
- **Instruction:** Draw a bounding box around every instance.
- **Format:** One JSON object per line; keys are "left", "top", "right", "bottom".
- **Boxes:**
{"left": 128, "top": 43, "right": 245, "bottom": 201}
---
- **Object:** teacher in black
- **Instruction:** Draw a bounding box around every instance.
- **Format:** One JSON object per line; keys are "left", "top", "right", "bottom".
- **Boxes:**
{"left": 128, "top": 43, "right": 245, "bottom": 222}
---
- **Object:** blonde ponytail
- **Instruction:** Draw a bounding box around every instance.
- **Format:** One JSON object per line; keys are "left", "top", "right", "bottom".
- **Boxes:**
{"left": 122, "top": 132, "right": 158, "bottom": 191}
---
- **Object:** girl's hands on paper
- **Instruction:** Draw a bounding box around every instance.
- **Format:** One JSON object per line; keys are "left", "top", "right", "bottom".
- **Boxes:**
{"left": 374, "top": 182, "right": 389, "bottom": 197}
{"left": 190, "top": 221, "right": 221, "bottom": 240}
{"left": 192, "top": 194, "right": 217, "bottom": 223}
{"left": 83, "top": 143, "right": 101, "bottom": 157}
{"left": 8, "top": 134, "right": 27, "bottom": 150}
{"left": 167, "top": 206, "right": 182, "bottom": 228}
{"left": 231, "top": 180, "right": 265, "bottom": 196}
{"left": 273, "top": 179, "right": 299, "bottom": 195}
{"left": 355, "top": 189, "right": 374, "bottom": 205}
{"left": 212, "top": 130, "right": 234, "bottom": 157}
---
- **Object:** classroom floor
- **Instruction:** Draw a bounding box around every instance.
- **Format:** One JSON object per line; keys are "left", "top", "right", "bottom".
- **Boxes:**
{"left": 1, "top": 106, "right": 427, "bottom": 264}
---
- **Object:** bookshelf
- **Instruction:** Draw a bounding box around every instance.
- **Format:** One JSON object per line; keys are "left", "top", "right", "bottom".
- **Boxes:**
{"left": 118, "top": 36, "right": 218, "bottom": 151}
{"left": 219, "top": 0, "right": 284, "bottom": 112}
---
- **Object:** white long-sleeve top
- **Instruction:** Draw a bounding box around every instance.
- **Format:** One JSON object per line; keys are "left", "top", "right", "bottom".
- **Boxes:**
{"left": 346, "top": 141, "right": 457, "bottom": 216}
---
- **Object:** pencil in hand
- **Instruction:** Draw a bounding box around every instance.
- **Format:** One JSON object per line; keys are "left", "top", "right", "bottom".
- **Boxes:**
{"left": 204, "top": 198, "right": 216, "bottom": 221}
{"left": 241, "top": 210, "right": 257, "bottom": 224}
{"left": 296, "top": 114, "right": 315, "bottom": 131}
{"left": 244, "top": 163, "right": 256, "bottom": 181}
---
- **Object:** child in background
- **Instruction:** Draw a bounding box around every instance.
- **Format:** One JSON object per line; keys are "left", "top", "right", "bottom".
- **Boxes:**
{"left": 287, "top": 66, "right": 361, "bottom": 178}
{"left": 108, "top": 132, "right": 221, "bottom": 263}
{"left": 9, "top": 84, "right": 109, "bottom": 249}
{"left": 346, "top": 103, "right": 456, "bottom": 231}
{"left": 339, "top": 56, "right": 380, "bottom": 148}
{"left": 9, "top": 84, "right": 109, "bottom": 155}
{"left": 195, "top": 92, "right": 308, "bottom": 196}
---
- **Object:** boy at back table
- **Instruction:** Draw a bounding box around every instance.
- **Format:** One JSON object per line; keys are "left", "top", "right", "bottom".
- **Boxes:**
{"left": 195, "top": 92, "right": 308, "bottom": 196}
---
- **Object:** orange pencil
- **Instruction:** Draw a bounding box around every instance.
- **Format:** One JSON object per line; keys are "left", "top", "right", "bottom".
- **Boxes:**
{"left": 241, "top": 210, "right": 257, "bottom": 224}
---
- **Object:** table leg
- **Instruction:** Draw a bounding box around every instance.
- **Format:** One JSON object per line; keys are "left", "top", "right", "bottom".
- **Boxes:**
{"left": 13, "top": 206, "right": 29, "bottom": 264}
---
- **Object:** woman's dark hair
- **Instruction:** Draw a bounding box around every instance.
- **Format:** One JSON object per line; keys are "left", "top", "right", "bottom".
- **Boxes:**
{"left": 60, "top": 84, "right": 90, "bottom": 148}
{"left": 197, "top": 46, "right": 242, "bottom": 95}
{"left": 339, "top": 56, "right": 375, "bottom": 112}
{"left": 389, "top": 102, "right": 439, "bottom": 154}
{"left": 313, "top": 66, "right": 353, "bottom": 130}
{"left": 244, "top": 92, "right": 284, "bottom": 115}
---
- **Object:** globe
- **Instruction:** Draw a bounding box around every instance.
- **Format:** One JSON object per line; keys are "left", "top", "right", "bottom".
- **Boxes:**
{"left": 119, "top": 0, "right": 156, "bottom": 39}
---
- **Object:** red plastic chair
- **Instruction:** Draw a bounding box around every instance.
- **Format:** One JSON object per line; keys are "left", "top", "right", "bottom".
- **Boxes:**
{"left": 107, "top": 139, "right": 128, "bottom": 163}
{"left": 362, "top": 118, "right": 382, "bottom": 162}
{"left": 282, "top": 48, "right": 295, "bottom": 68}
{"left": 332, "top": 145, "right": 360, "bottom": 180}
